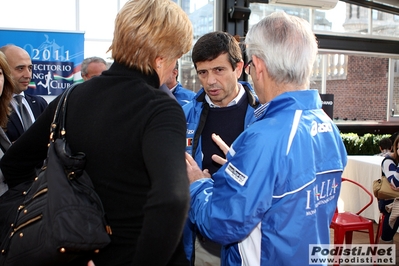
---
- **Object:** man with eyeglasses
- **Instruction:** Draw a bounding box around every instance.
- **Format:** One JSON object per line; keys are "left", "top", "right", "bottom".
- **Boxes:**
{"left": 185, "top": 12, "right": 347, "bottom": 265}
{"left": 182, "top": 31, "right": 259, "bottom": 265}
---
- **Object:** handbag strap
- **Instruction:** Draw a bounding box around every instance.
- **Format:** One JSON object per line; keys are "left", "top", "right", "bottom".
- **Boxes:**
{"left": 0, "top": 127, "right": 11, "bottom": 153}
{"left": 50, "top": 83, "right": 79, "bottom": 141}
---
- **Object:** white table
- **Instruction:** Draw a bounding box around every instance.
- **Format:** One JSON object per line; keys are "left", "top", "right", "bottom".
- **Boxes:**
{"left": 339, "top": 155, "right": 384, "bottom": 223}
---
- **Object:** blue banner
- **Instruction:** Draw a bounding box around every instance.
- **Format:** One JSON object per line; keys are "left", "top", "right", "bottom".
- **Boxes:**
{"left": 0, "top": 29, "right": 84, "bottom": 95}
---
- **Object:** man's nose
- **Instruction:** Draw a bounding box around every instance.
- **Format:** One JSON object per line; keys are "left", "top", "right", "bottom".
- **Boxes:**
{"left": 22, "top": 68, "right": 32, "bottom": 78}
{"left": 206, "top": 72, "right": 217, "bottom": 85}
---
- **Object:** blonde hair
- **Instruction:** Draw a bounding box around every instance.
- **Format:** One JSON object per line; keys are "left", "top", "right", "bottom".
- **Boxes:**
{"left": 0, "top": 51, "right": 14, "bottom": 128}
{"left": 109, "top": 0, "right": 193, "bottom": 74}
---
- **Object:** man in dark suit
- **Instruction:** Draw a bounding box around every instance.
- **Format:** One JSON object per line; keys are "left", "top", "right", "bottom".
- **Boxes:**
{"left": 0, "top": 45, "right": 48, "bottom": 142}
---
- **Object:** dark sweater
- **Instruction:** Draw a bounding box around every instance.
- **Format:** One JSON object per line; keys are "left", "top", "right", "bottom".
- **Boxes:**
{"left": 201, "top": 95, "right": 248, "bottom": 174}
{"left": 1, "top": 62, "right": 190, "bottom": 266}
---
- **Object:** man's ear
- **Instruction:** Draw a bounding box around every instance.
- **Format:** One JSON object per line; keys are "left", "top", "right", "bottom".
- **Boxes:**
{"left": 252, "top": 56, "right": 267, "bottom": 79}
{"left": 234, "top": 60, "right": 244, "bottom": 79}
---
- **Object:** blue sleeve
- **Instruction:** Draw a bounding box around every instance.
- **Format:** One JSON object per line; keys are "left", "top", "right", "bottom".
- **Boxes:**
{"left": 189, "top": 130, "right": 274, "bottom": 245}
{"left": 382, "top": 157, "right": 399, "bottom": 187}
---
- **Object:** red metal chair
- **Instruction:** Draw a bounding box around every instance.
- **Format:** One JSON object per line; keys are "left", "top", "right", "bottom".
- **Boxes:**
{"left": 330, "top": 177, "right": 375, "bottom": 245}
{"left": 330, "top": 178, "right": 375, "bottom": 266}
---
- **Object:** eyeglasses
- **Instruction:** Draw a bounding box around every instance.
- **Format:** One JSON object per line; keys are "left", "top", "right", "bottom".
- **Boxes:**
{"left": 244, "top": 60, "right": 253, "bottom": 75}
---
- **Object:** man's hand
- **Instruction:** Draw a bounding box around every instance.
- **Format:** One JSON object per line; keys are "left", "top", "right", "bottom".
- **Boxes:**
{"left": 211, "top": 133, "right": 228, "bottom": 166}
{"left": 185, "top": 133, "right": 230, "bottom": 184}
{"left": 186, "top": 152, "right": 211, "bottom": 184}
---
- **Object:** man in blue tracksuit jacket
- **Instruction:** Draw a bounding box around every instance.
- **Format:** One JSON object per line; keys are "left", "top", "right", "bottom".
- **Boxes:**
{"left": 183, "top": 84, "right": 258, "bottom": 265}
{"left": 183, "top": 80, "right": 258, "bottom": 170}
{"left": 164, "top": 61, "right": 195, "bottom": 107}
{"left": 185, "top": 12, "right": 348, "bottom": 266}
{"left": 182, "top": 31, "right": 260, "bottom": 266}
{"left": 173, "top": 82, "right": 196, "bottom": 106}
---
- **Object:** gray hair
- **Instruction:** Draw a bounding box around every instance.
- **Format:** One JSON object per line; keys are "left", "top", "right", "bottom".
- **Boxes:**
{"left": 245, "top": 12, "right": 318, "bottom": 88}
{"left": 81, "top": 56, "right": 107, "bottom": 76}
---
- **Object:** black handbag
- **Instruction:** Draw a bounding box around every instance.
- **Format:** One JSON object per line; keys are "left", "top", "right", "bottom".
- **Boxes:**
{"left": 0, "top": 85, "right": 112, "bottom": 266}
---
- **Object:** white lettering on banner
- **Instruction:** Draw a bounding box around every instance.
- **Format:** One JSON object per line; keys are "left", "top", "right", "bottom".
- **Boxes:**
{"left": 33, "top": 64, "right": 71, "bottom": 72}
{"left": 225, "top": 163, "right": 248, "bottom": 186}
{"left": 32, "top": 48, "right": 70, "bottom": 61}
{"left": 32, "top": 73, "right": 45, "bottom": 79}
{"left": 322, "top": 101, "right": 333, "bottom": 105}
{"left": 50, "top": 80, "right": 69, "bottom": 89}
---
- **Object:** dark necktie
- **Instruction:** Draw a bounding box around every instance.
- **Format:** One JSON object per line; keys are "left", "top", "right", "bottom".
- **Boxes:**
{"left": 14, "top": 95, "right": 32, "bottom": 131}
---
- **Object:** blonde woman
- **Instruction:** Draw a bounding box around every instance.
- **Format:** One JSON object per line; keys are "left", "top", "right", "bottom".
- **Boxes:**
{"left": 0, "top": 0, "right": 193, "bottom": 265}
